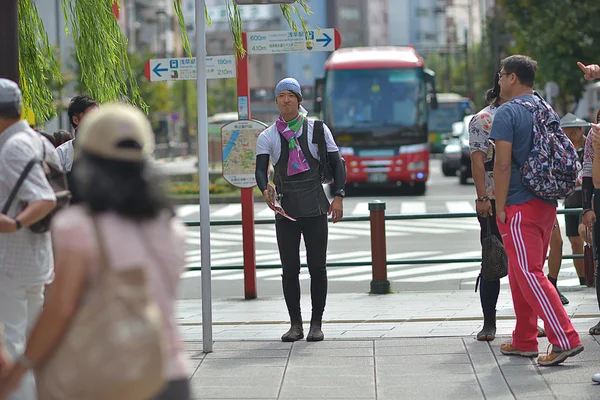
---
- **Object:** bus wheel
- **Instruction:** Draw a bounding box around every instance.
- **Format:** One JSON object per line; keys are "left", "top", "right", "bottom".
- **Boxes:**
{"left": 412, "top": 182, "right": 426, "bottom": 195}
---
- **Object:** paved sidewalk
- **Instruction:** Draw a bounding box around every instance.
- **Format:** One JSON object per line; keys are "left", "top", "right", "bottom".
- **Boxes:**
{"left": 179, "top": 289, "right": 600, "bottom": 399}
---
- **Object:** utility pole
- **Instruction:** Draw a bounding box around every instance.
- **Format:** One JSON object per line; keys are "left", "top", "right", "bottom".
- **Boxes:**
{"left": 127, "top": 0, "right": 136, "bottom": 52}
{"left": 492, "top": 3, "right": 500, "bottom": 70}
{"left": 466, "top": 1, "right": 473, "bottom": 98}
{"left": 464, "top": 28, "right": 472, "bottom": 99}
{"left": 0, "top": 0, "right": 19, "bottom": 83}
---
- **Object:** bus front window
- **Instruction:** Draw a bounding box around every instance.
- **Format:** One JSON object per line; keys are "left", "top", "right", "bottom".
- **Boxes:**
{"left": 324, "top": 68, "right": 424, "bottom": 129}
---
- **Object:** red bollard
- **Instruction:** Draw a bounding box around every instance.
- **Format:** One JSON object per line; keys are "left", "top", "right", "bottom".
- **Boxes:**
{"left": 241, "top": 188, "right": 257, "bottom": 299}
{"left": 369, "top": 201, "right": 390, "bottom": 294}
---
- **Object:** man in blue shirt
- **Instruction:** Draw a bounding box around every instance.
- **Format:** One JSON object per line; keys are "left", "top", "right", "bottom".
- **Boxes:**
{"left": 490, "top": 55, "right": 583, "bottom": 366}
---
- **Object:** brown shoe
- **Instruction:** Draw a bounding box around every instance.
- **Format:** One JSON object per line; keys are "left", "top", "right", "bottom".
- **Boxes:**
{"left": 537, "top": 345, "right": 584, "bottom": 366}
{"left": 500, "top": 343, "right": 538, "bottom": 358}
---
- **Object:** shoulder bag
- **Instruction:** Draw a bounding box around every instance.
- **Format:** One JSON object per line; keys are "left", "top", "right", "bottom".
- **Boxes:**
{"left": 35, "top": 217, "right": 165, "bottom": 400}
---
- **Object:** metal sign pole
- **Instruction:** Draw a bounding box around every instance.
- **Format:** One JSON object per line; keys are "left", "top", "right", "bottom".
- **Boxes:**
{"left": 195, "top": 0, "right": 213, "bottom": 354}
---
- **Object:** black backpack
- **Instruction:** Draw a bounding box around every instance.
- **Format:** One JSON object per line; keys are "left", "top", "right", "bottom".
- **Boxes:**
{"left": 1, "top": 136, "right": 71, "bottom": 233}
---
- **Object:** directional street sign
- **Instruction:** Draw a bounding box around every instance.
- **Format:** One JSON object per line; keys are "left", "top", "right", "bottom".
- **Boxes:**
{"left": 144, "top": 55, "right": 236, "bottom": 82}
{"left": 246, "top": 28, "right": 341, "bottom": 55}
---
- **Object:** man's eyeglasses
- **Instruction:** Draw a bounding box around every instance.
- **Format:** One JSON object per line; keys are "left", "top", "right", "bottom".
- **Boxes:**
{"left": 498, "top": 72, "right": 512, "bottom": 79}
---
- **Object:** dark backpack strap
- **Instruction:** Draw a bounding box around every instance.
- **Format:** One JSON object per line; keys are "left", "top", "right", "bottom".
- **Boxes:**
{"left": 312, "top": 120, "right": 326, "bottom": 161}
{"left": 1, "top": 159, "right": 37, "bottom": 214}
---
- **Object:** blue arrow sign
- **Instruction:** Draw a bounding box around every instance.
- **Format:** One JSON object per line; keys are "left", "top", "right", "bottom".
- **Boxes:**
{"left": 316, "top": 32, "right": 332, "bottom": 47}
{"left": 152, "top": 63, "right": 168, "bottom": 77}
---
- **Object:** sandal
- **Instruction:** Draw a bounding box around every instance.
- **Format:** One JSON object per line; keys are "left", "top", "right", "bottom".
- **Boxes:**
{"left": 589, "top": 321, "right": 600, "bottom": 335}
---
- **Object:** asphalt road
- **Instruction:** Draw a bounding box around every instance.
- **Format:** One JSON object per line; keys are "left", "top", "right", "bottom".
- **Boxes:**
{"left": 172, "top": 159, "right": 580, "bottom": 299}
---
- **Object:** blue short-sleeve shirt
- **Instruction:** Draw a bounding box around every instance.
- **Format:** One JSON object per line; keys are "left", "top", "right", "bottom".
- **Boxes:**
{"left": 489, "top": 94, "right": 557, "bottom": 207}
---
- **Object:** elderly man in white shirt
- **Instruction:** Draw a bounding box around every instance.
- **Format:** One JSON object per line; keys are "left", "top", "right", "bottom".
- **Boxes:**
{"left": 0, "top": 79, "right": 59, "bottom": 399}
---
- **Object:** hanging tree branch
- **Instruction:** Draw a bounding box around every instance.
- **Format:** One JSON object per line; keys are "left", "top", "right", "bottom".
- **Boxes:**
{"left": 62, "top": 0, "right": 146, "bottom": 111}
{"left": 18, "top": 0, "right": 62, "bottom": 123}
{"left": 16, "top": 0, "right": 312, "bottom": 124}
{"left": 172, "top": 0, "right": 313, "bottom": 59}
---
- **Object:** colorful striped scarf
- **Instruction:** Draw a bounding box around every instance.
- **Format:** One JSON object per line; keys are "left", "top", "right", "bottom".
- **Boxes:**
{"left": 276, "top": 113, "right": 310, "bottom": 176}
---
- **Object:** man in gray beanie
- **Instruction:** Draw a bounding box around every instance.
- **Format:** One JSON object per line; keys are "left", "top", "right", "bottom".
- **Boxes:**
{"left": 255, "top": 77, "right": 346, "bottom": 342}
{"left": 0, "top": 78, "right": 59, "bottom": 399}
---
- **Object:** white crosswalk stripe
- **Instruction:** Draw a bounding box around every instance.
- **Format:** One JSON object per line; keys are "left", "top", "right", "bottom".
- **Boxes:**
{"left": 176, "top": 204, "right": 199, "bottom": 218}
{"left": 445, "top": 201, "right": 475, "bottom": 213}
{"left": 211, "top": 204, "right": 242, "bottom": 217}
{"left": 351, "top": 202, "right": 370, "bottom": 215}
{"left": 256, "top": 206, "right": 276, "bottom": 218}
{"left": 400, "top": 201, "right": 426, "bottom": 214}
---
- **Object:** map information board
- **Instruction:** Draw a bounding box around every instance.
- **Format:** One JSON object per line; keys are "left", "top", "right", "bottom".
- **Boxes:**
{"left": 221, "top": 119, "right": 268, "bottom": 188}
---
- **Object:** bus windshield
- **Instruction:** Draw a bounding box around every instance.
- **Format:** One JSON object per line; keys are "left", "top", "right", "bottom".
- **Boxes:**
{"left": 428, "top": 101, "right": 471, "bottom": 132}
{"left": 323, "top": 68, "right": 426, "bottom": 130}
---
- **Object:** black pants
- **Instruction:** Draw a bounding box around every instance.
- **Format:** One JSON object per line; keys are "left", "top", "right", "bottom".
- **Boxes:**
{"left": 276, "top": 214, "right": 328, "bottom": 325}
{"left": 476, "top": 200, "right": 501, "bottom": 317}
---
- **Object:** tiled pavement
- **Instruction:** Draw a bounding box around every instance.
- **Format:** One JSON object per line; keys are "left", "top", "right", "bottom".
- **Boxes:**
{"left": 178, "top": 289, "right": 600, "bottom": 399}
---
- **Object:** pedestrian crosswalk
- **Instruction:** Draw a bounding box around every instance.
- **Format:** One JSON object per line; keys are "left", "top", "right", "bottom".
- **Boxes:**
{"left": 182, "top": 246, "right": 581, "bottom": 286}
{"left": 183, "top": 216, "right": 481, "bottom": 251}
{"left": 176, "top": 200, "right": 477, "bottom": 220}
{"left": 179, "top": 200, "right": 584, "bottom": 287}
{"left": 182, "top": 249, "right": 485, "bottom": 283}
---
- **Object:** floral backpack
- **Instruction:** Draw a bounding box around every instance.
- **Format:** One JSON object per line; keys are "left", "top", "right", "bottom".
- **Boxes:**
{"left": 510, "top": 94, "right": 580, "bottom": 200}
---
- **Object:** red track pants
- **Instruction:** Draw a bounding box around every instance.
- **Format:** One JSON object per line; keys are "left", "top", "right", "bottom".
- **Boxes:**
{"left": 497, "top": 198, "right": 582, "bottom": 352}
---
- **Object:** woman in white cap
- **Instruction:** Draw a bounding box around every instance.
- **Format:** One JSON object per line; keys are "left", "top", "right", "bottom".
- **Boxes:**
{"left": 0, "top": 104, "right": 191, "bottom": 400}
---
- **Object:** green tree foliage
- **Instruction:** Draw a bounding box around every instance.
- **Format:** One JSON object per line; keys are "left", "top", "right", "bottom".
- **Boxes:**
{"left": 425, "top": 42, "right": 497, "bottom": 111}
{"left": 62, "top": 0, "right": 144, "bottom": 109}
{"left": 498, "top": 0, "right": 600, "bottom": 110}
{"left": 18, "top": 0, "right": 312, "bottom": 124}
{"left": 18, "top": 0, "right": 62, "bottom": 123}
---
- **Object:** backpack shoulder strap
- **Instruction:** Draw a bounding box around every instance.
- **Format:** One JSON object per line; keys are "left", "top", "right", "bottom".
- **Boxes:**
{"left": 311, "top": 120, "right": 324, "bottom": 144}
{"left": 311, "top": 120, "right": 327, "bottom": 161}
{"left": 510, "top": 97, "right": 536, "bottom": 113}
{"left": 1, "top": 159, "right": 37, "bottom": 214}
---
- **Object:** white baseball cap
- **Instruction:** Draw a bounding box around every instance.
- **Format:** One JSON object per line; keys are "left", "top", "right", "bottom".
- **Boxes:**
{"left": 77, "top": 103, "right": 155, "bottom": 162}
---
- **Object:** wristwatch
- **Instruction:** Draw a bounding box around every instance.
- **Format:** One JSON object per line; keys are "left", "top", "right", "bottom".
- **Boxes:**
{"left": 334, "top": 189, "right": 346, "bottom": 198}
{"left": 14, "top": 218, "right": 22, "bottom": 230}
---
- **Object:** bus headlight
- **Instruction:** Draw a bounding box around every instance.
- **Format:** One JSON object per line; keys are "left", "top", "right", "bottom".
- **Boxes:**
{"left": 407, "top": 161, "right": 425, "bottom": 171}
{"left": 399, "top": 144, "right": 427, "bottom": 154}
